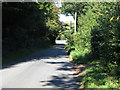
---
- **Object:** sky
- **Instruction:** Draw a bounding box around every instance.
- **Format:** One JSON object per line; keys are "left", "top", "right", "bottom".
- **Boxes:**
{"left": 59, "top": 14, "right": 75, "bottom": 23}
{"left": 54, "top": 1, "right": 74, "bottom": 23}
{"left": 54, "top": 0, "right": 62, "bottom": 8}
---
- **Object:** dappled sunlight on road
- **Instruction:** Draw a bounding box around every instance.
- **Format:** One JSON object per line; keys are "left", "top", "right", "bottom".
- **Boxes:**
{"left": 1, "top": 40, "right": 79, "bottom": 88}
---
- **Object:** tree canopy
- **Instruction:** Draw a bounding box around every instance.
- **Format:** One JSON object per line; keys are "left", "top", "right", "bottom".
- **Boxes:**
{"left": 3, "top": 2, "right": 62, "bottom": 56}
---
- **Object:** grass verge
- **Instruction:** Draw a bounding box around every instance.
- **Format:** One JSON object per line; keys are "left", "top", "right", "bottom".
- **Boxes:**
{"left": 69, "top": 50, "right": 120, "bottom": 89}
{"left": 82, "top": 63, "right": 120, "bottom": 88}
{"left": 72, "top": 59, "right": 120, "bottom": 89}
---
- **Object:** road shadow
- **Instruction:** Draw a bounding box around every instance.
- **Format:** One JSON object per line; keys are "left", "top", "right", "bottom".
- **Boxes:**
{"left": 46, "top": 61, "right": 73, "bottom": 71}
{"left": 2, "top": 43, "right": 66, "bottom": 69}
{"left": 40, "top": 61, "right": 80, "bottom": 88}
{"left": 40, "top": 75, "right": 80, "bottom": 88}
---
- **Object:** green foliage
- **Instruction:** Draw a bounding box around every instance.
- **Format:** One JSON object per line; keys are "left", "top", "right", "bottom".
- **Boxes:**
{"left": 82, "top": 65, "right": 120, "bottom": 88}
{"left": 3, "top": 2, "right": 62, "bottom": 63}
{"left": 3, "top": 38, "right": 51, "bottom": 64}
{"left": 46, "top": 17, "right": 63, "bottom": 44}
{"left": 63, "top": 2, "right": 120, "bottom": 88}
{"left": 61, "top": 2, "right": 88, "bottom": 16}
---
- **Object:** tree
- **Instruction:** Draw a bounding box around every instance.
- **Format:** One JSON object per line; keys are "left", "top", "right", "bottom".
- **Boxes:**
{"left": 2, "top": 2, "right": 62, "bottom": 55}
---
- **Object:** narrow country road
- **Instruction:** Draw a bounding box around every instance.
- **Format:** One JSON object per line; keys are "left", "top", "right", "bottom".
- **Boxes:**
{"left": 1, "top": 40, "right": 79, "bottom": 88}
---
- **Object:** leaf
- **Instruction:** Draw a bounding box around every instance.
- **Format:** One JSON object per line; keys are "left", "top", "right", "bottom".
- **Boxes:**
{"left": 110, "top": 16, "right": 114, "bottom": 22}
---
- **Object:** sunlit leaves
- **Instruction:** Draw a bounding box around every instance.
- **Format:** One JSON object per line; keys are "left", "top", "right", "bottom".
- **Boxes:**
{"left": 64, "top": 2, "right": 120, "bottom": 80}
{"left": 110, "top": 16, "right": 120, "bottom": 22}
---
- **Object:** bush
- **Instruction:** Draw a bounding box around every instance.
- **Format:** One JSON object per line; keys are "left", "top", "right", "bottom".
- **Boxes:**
{"left": 82, "top": 65, "right": 120, "bottom": 88}
{"left": 65, "top": 2, "right": 120, "bottom": 77}
{"left": 64, "top": 2, "right": 120, "bottom": 88}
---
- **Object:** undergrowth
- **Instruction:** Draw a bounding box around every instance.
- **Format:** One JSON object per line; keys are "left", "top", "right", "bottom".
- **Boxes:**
{"left": 3, "top": 40, "right": 52, "bottom": 65}
{"left": 82, "top": 63, "right": 120, "bottom": 89}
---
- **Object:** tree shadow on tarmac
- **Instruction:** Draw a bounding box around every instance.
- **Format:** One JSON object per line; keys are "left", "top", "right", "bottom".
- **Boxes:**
{"left": 2, "top": 42, "right": 81, "bottom": 88}
{"left": 2, "top": 43, "right": 66, "bottom": 69}
{"left": 40, "top": 75, "right": 80, "bottom": 89}
{"left": 40, "top": 61, "right": 80, "bottom": 88}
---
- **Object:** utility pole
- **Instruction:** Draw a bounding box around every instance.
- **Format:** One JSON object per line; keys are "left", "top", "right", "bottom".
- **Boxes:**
{"left": 74, "top": 12, "right": 77, "bottom": 33}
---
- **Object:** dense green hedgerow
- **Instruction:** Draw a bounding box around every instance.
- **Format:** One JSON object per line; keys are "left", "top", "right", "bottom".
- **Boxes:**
{"left": 62, "top": 2, "right": 120, "bottom": 88}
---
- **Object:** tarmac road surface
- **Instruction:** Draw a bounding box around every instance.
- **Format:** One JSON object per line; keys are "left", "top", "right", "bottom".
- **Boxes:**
{"left": 1, "top": 40, "right": 79, "bottom": 88}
